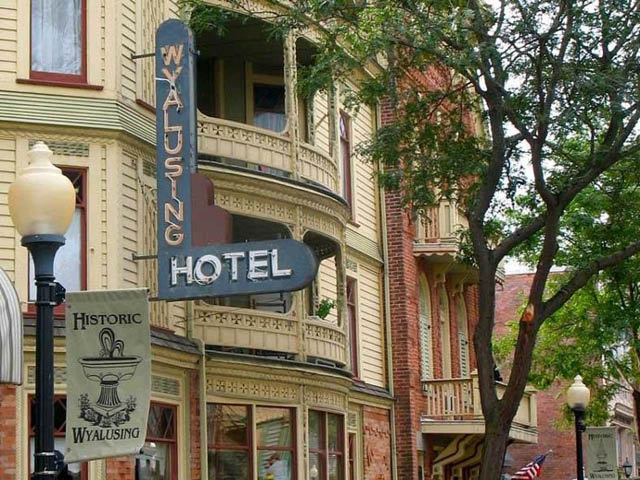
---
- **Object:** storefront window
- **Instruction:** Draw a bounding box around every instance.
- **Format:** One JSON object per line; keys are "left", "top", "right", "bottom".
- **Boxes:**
{"left": 207, "top": 404, "right": 296, "bottom": 480}
{"left": 28, "top": 396, "right": 86, "bottom": 479}
{"left": 135, "top": 403, "right": 178, "bottom": 480}
{"left": 308, "top": 411, "right": 344, "bottom": 480}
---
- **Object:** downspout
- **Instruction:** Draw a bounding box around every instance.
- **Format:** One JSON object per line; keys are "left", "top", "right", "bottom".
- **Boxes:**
{"left": 198, "top": 340, "right": 208, "bottom": 480}
{"left": 187, "top": 301, "right": 208, "bottom": 480}
{"left": 377, "top": 103, "right": 398, "bottom": 480}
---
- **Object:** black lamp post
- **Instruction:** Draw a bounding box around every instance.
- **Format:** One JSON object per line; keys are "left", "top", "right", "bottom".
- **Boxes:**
{"left": 567, "top": 375, "right": 591, "bottom": 480}
{"left": 8, "top": 142, "right": 76, "bottom": 479}
{"left": 623, "top": 457, "right": 633, "bottom": 478}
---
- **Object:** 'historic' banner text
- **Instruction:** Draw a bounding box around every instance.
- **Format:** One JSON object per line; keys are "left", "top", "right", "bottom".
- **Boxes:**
{"left": 65, "top": 289, "right": 151, "bottom": 463}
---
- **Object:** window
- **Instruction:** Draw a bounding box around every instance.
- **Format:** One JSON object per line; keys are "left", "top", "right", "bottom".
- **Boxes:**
{"left": 339, "top": 112, "right": 353, "bottom": 214}
{"left": 456, "top": 293, "right": 470, "bottom": 377}
{"left": 309, "top": 410, "right": 344, "bottom": 480}
{"left": 437, "top": 285, "right": 452, "bottom": 378}
{"left": 419, "top": 275, "right": 433, "bottom": 380}
{"left": 135, "top": 403, "right": 178, "bottom": 480}
{"left": 207, "top": 404, "right": 296, "bottom": 480}
{"left": 254, "top": 84, "right": 286, "bottom": 132}
{"left": 28, "top": 396, "right": 87, "bottom": 479}
{"left": 348, "top": 434, "right": 356, "bottom": 480}
{"left": 29, "top": 168, "right": 86, "bottom": 307}
{"left": 346, "top": 278, "right": 359, "bottom": 378}
{"left": 30, "top": 0, "right": 86, "bottom": 83}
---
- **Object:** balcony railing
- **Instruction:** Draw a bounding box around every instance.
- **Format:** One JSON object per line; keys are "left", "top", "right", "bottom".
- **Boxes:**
{"left": 422, "top": 371, "right": 537, "bottom": 429}
{"left": 415, "top": 201, "right": 468, "bottom": 244}
{"left": 197, "top": 114, "right": 339, "bottom": 194}
{"left": 192, "top": 303, "right": 347, "bottom": 366}
{"left": 304, "top": 316, "right": 347, "bottom": 366}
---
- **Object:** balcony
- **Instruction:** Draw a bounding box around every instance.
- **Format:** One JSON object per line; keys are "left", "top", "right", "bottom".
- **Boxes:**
{"left": 414, "top": 200, "right": 469, "bottom": 257}
{"left": 198, "top": 114, "right": 338, "bottom": 194}
{"left": 192, "top": 302, "right": 347, "bottom": 367}
{"left": 421, "top": 371, "right": 537, "bottom": 443}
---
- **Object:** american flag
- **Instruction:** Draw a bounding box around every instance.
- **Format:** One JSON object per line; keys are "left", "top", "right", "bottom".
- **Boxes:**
{"left": 511, "top": 453, "right": 548, "bottom": 479}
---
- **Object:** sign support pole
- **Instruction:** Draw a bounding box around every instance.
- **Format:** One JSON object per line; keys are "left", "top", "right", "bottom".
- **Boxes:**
{"left": 25, "top": 234, "right": 65, "bottom": 480}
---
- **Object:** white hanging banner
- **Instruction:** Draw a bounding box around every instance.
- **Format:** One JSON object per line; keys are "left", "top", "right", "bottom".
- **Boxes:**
{"left": 586, "top": 426, "right": 619, "bottom": 480}
{"left": 65, "top": 289, "right": 151, "bottom": 463}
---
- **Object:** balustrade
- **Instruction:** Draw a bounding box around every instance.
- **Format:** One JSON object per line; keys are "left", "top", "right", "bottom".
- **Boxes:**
{"left": 191, "top": 304, "right": 348, "bottom": 367}
{"left": 197, "top": 115, "right": 340, "bottom": 196}
{"left": 422, "top": 373, "right": 537, "bottom": 429}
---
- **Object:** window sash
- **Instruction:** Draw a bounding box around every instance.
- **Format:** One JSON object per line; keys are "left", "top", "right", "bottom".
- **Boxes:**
{"left": 30, "top": 0, "right": 87, "bottom": 82}
{"left": 309, "top": 411, "right": 345, "bottom": 480}
{"left": 27, "top": 168, "right": 86, "bottom": 309}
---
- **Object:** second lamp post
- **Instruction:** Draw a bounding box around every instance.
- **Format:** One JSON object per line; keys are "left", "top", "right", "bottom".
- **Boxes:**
{"left": 567, "top": 375, "right": 591, "bottom": 480}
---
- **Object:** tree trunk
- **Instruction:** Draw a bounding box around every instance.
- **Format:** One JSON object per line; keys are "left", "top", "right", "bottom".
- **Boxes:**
{"left": 633, "top": 388, "right": 640, "bottom": 443}
{"left": 478, "top": 416, "right": 511, "bottom": 480}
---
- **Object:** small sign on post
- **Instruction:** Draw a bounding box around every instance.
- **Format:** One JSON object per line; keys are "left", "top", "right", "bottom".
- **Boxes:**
{"left": 65, "top": 289, "right": 151, "bottom": 463}
{"left": 586, "top": 426, "right": 619, "bottom": 480}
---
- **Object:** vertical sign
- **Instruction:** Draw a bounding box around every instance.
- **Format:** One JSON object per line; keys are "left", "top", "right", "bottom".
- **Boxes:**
{"left": 153, "top": 20, "right": 318, "bottom": 301}
{"left": 65, "top": 289, "right": 151, "bottom": 463}
{"left": 156, "top": 19, "right": 197, "bottom": 300}
{"left": 586, "top": 426, "right": 619, "bottom": 480}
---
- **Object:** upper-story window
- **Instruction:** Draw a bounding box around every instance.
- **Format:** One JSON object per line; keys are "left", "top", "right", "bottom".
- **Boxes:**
{"left": 30, "top": 0, "right": 86, "bottom": 83}
{"left": 419, "top": 275, "right": 433, "bottom": 381}
{"left": 253, "top": 84, "right": 286, "bottom": 132}
{"left": 29, "top": 168, "right": 86, "bottom": 308}
{"left": 340, "top": 112, "right": 353, "bottom": 215}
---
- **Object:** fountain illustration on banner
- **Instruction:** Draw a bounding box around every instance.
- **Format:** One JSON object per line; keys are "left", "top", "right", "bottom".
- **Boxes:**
{"left": 595, "top": 437, "right": 614, "bottom": 472}
{"left": 77, "top": 328, "right": 142, "bottom": 428}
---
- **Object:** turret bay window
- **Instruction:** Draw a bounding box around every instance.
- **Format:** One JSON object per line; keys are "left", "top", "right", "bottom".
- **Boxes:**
{"left": 30, "top": 0, "right": 86, "bottom": 83}
{"left": 207, "top": 404, "right": 296, "bottom": 480}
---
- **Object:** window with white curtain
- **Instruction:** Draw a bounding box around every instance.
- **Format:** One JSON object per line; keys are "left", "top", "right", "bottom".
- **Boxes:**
{"left": 31, "top": 0, "right": 84, "bottom": 78}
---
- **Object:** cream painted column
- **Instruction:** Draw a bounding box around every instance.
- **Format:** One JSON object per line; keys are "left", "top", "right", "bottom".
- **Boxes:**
{"left": 295, "top": 206, "right": 306, "bottom": 362}
{"left": 284, "top": 31, "right": 300, "bottom": 180}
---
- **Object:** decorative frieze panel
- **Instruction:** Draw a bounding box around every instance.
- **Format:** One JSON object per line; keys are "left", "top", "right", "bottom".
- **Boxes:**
{"left": 301, "top": 210, "right": 341, "bottom": 241}
{"left": 27, "top": 366, "right": 66, "bottom": 385}
{"left": 214, "top": 189, "right": 297, "bottom": 225}
{"left": 151, "top": 375, "right": 181, "bottom": 397}
{"left": 303, "top": 386, "right": 347, "bottom": 411}
{"left": 28, "top": 139, "right": 89, "bottom": 157}
{"left": 206, "top": 376, "right": 301, "bottom": 403}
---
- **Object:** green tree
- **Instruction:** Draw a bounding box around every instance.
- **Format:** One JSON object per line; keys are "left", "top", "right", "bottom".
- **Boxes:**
{"left": 497, "top": 159, "right": 640, "bottom": 435}
{"left": 183, "top": 0, "right": 640, "bottom": 478}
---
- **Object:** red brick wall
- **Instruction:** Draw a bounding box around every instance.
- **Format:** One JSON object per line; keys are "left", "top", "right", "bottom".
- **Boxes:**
{"left": 190, "top": 371, "right": 201, "bottom": 480}
{"left": 106, "top": 456, "right": 135, "bottom": 479}
{"left": 0, "top": 385, "right": 16, "bottom": 480}
{"left": 385, "top": 186, "right": 422, "bottom": 479}
{"left": 363, "top": 406, "right": 393, "bottom": 480}
{"left": 496, "top": 273, "right": 575, "bottom": 479}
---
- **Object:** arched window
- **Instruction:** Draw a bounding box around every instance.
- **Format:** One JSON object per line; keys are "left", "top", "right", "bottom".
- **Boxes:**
{"left": 438, "top": 284, "right": 452, "bottom": 378}
{"left": 419, "top": 275, "right": 433, "bottom": 380}
{"left": 456, "top": 293, "right": 470, "bottom": 377}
